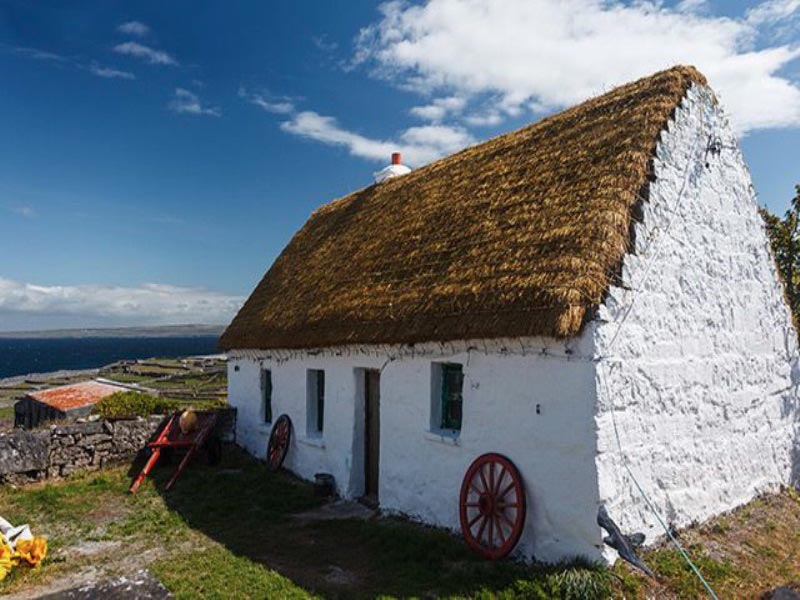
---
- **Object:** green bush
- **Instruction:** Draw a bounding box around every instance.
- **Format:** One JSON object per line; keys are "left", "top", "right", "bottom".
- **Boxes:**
{"left": 92, "top": 391, "right": 225, "bottom": 419}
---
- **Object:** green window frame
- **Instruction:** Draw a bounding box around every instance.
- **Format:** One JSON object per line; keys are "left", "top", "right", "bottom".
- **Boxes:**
{"left": 440, "top": 364, "right": 463, "bottom": 431}
{"left": 261, "top": 369, "right": 272, "bottom": 424}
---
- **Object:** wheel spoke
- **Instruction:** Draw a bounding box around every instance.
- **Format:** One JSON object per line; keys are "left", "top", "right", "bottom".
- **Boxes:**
{"left": 498, "top": 481, "right": 515, "bottom": 500}
{"left": 494, "top": 467, "right": 507, "bottom": 494}
{"left": 497, "top": 502, "right": 519, "bottom": 509}
{"left": 487, "top": 511, "right": 494, "bottom": 547}
{"left": 476, "top": 514, "right": 488, "bottom": 543}
{"left": 499, "top": 511, "right": 515, "bottom": 530}
{"left": 478, "top": 467, "right": 490, "bottom": 495}
{"left": 464, "top": 502, "right": 481, "bottom": 508}
{"left": 488, "top": 462, "right": 495, "bottom": 498}
{"left": 470, "top": 483, "right": 483, "bottom": 497}
{"left": 468, "top": 513, "right": 482, "bottom": 528}
{"left": 494, "top": 514, "right": 506, "bottom": 546}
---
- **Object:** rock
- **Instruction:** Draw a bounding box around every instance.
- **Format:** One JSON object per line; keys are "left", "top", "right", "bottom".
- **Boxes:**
{"left": 0, "top": 430, "right": 51, "bottom": 475}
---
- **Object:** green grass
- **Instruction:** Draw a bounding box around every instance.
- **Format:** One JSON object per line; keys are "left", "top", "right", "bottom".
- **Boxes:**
{"left": 0, "top": 405, "right": 14, "bottom": 419}
{"left": 0, "top": 449, "right": 615, "bottom": 599}
{"left": 642, "top": 546, "right": 740, "bottom": 598}
{"left": 152, "top": 546, "right": 313, "bottom": 600}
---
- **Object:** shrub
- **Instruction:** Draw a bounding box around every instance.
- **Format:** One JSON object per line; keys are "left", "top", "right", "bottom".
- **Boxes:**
{"left": 92, "top": 391, "right": 225, "bottom": 419}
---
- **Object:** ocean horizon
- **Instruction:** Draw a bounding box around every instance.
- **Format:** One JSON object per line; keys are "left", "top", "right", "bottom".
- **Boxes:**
{"left": 0, "top": 336, "right": 222, "bottom": 379}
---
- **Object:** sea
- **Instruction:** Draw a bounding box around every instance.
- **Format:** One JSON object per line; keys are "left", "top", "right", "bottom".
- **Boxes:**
{"left": 0, "top": 336, "right": 222, "bottom": 379}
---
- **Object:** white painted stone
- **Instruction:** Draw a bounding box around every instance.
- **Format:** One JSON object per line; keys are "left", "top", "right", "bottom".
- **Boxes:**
{"left": 228, "top": 335, "right": 602, "bottom": 563}
{"left": 593, "top": 84, "right": 800, "bottom": 555}
{"left": 227, "top": 83, "right": 799, "bottom": 565}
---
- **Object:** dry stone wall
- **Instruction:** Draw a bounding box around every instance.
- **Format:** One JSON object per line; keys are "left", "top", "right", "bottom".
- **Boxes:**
{"left": 0, "top": 408, "right": 236, "bottom": 484}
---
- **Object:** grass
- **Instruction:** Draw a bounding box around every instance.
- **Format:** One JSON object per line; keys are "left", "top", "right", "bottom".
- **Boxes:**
{"left": 151, "top": 547, "right": 312, "bottom": 600}
{"left": 1, "top": 449, "right": 798, "bottom": 598}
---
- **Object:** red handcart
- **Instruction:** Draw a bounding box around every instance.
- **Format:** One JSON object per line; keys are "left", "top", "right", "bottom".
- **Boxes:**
{"left": 130, "top": 410, "right": 219, "bottom": 494}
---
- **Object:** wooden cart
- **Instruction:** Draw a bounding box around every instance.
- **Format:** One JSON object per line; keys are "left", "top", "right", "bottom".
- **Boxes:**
{"left": 129, "top": 411, "right": 219, "bottom": 494}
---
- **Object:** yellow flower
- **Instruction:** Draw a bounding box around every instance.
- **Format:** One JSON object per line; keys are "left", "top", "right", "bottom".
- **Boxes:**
{"left": 14, "top": 537, "right": 47, "bottom": 568}
{"left": 0, "top": 543, "right": 14, "bottom": 581}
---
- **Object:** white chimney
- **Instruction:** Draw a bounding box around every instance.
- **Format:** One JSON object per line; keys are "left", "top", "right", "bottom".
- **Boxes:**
{"left": 373, "top": 152, "right": 411, "bottom": 184}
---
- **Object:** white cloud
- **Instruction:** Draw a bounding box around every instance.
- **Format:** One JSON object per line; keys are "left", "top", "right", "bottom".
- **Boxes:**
{"left": 168, "top": 88, "right": 221, "bottom": 117}
{"left": 280, "top": 110, "right": 474, "bottom": 164}
{"left": 353, "top": 0, "right": 800, "bottom": 134}
{"left": 113, "top": 41, "right": 178, "bottom": 66}
{"left": 89, "top": 62, "right": 135, "bottom": 80}
{"left": 410, "top": 95, "right": 466, "bottom": 122}
{"left": 238, "top": 87, "right": 295, "bottom": 114}
{"left": 12, "top": 46, "right": 67, "bottom": 63}
{"left": 676, "top": 0, "right": 709, "bottom": 13}
{"left": 117, "top": 21, "right": 151, "bottom": 37}
{"left": 9, "top": 205, "right": 35, "bottom": 218}
{"left": 747, "top": 0, "right": 800, "bottom": 24}
{"left": 0, "top": 278, "right": 242, "bottom": 328}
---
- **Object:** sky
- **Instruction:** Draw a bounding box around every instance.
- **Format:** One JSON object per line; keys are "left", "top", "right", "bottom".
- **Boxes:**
{"left": 1, "top": 0, "right": 798, "bottom": 331}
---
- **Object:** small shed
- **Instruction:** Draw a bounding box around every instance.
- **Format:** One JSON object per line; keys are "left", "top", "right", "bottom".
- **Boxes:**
{"left": 14, "top": 381, "right": 128, "bottom": 429}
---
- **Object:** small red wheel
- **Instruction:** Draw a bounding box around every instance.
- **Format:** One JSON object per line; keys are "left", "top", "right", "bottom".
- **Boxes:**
{"left": 459, "top": 453, "right": 526, "bottom": 560}
{"left": 267, "top": 414, "right": 292, "bottom": 471}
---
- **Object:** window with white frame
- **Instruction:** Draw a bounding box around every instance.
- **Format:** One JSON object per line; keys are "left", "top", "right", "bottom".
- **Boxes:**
{"left": 306, "top": 369, "right": 325, "bottom": 436}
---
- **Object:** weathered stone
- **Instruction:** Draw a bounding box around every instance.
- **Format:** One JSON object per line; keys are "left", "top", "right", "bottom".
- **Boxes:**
{"left": 79, "top": 433, "right": 113, "bottom": 447}
{"left": 54, "top": 422, "right": 104, "bottom": 436}
{"left": 0, "top": 431, "right": 51, "bottom": 475}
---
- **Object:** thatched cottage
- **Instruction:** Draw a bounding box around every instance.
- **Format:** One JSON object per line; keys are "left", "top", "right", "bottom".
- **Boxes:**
{"left": 221, "top": 66, "right": 799, "bottom": 563}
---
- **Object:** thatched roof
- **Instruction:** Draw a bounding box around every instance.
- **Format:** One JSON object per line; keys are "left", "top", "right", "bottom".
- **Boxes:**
{"left": 221, "top": 66, "right": 707, "bottom": 351}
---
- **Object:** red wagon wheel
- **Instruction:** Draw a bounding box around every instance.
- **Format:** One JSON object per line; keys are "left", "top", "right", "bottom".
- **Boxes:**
{"left": 459, "top": 453, "right": 526, "bottom": 560}
{"left": 267, "top": 414, "right": 292, "bottom": 471}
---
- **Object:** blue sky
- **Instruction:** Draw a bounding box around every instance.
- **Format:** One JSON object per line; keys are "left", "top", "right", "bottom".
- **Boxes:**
{"left": 1, "top": 0, "right": 798, "bottom": 330}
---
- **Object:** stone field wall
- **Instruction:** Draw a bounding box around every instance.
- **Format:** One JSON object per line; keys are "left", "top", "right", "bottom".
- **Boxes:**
{"left": 0, "top": 408, "right": 236, "bottom": 484}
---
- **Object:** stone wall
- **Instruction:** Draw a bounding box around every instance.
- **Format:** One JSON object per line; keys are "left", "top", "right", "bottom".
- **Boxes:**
{"left": 0, "top": 408, "right": 236, "bottom": 484}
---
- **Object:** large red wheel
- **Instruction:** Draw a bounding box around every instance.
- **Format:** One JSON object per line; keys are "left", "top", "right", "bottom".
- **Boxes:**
{"left": 267, "top": 414, "right": 292, "bottom": 471}
{"left": 459, "top": 453, "right": 526, "bottom": 560}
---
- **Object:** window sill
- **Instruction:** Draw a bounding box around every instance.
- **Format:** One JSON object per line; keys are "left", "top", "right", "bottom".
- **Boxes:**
{"left": 424, "top": 430, "right": 461, "bottom": 446}
{"left": 299, "top": 435, "right": 326, "bottom": 449}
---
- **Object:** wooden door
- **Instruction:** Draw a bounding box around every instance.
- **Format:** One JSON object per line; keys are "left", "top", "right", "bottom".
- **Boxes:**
{"left": 364, "top": 370, "right": 380, "bottom": 502}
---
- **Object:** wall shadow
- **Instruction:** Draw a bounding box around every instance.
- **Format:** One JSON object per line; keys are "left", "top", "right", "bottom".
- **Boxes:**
{"left": 149, "top": 446, "right": 579, "bottom": 599}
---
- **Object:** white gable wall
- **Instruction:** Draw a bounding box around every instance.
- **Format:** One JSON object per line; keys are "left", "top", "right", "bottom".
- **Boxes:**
{"left": 593, "top": 84, "right": 800, "bottom": 547}
{"left": 227, "top": 335, "right": 603, "bottom": 563}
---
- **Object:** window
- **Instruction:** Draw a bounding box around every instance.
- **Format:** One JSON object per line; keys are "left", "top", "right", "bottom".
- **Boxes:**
{"left": 432, "top": 363, "right": 464, "bottom": 433}
{"left": 261, "top": 369, "right": 272, "bottom": 424}
{"left": 306, "top": 369, "right": 325, "bottom": 435}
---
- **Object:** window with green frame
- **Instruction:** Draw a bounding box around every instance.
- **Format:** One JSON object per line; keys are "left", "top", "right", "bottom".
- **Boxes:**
{"left": 261, "top": 369, "right": 272, "bottom": 424}
{"left": 440, "top": 363, "right": 464, "bottom": 431}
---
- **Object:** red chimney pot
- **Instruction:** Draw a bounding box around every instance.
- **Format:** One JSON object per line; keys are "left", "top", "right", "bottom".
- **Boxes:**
{"left": 391, "top": 152, "right": 402, "bottom": 165}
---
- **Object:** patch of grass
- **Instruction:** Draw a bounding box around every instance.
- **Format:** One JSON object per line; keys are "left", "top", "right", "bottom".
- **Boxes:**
{"left": 0, "top": 405, "right": 14, "bottom": 419}
{"left": 92, "top": 391, "right": 225, "bottom": 419}
{"left": 152, "top": 546, "right": 312, "bottom": 600}
{"left": 644, "top": 545, "right": 740, "bottom": 598}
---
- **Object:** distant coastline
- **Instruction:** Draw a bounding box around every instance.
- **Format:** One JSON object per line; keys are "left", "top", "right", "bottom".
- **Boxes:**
{"left": 0, "top": 332, "right": 223, "bottom": 379}
{"left": 0, "top": 324, "right": 225, "bottom": 339}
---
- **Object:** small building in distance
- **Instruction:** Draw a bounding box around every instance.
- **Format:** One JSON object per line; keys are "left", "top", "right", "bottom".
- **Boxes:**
{"left": 14, "top": 380, "right": 128, "bottom": 429}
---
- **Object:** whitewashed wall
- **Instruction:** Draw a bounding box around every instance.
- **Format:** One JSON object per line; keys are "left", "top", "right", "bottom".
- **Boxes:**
{"left": 228, "top": 335, "right": 603, "bottom": 563}
{"left": 593, "top": 84, "right": 800, "bottom": 549}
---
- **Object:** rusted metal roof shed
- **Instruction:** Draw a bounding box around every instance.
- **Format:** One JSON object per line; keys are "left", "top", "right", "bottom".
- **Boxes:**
{"left": 14, "top": 381, "right": 127, "bottom": 429}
